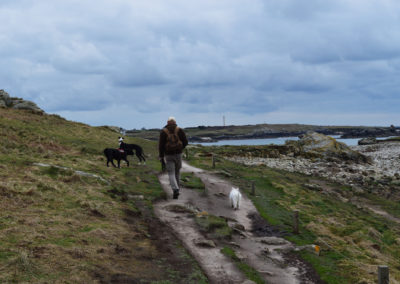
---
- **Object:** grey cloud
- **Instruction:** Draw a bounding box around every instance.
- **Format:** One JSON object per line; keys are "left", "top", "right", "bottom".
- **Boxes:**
{"left": 0, "top": 0, "right": 399, "bottom": 128}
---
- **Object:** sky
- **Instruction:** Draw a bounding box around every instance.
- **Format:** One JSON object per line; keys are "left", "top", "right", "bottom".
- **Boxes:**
{"left": 0, "top": 0, "right": 399, "bottom": 129}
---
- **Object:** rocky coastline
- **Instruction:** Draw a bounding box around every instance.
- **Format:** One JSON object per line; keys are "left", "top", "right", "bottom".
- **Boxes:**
{"left": 189, "top": 127, "right": 400, "bottom": 143}
{"left": 226, "top": 133, "right": 400, "bottom": 200}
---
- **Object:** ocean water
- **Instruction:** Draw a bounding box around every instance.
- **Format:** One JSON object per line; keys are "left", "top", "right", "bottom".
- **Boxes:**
{"left": 194, "top": 136, "right": 361, "bottom": 146}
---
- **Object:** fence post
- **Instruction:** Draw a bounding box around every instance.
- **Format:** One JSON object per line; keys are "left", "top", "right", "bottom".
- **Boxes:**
{"left": 251, "top": 181, "right": 255, "bottom": 196}
{"left": 212, "top": 154, "right": 216, "bottom": 168}
{"left": 378, "top": 265, "right": 389, "bottom": 284}
{"left": 293, "top": 210, "right": 299, "bottom": 234}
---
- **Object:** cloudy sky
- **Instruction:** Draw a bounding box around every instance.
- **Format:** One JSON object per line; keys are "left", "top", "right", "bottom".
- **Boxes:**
{"left": 0, "top": 0, "right": 399, "bottom": 129}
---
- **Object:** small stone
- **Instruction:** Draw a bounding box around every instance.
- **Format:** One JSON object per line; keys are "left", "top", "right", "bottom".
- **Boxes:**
{"left": 241, "top": 280, "right": 257, "bottom": 284}
{"left": 261, "top": 248, "right": 270, "bottom": 256}
{"left": 259, "top": 270, "right": 274, "bottom": 276}
{"left": 260, "top": 237, "right": 288, "bottom": 246}
{"left": 193, "top": 238, "right": 216, "bottom": 248}
{"left": 232, "top": 223, "right": 245, "bottom": 231}
{"left": 235, "top": 251, "right": 247, "bottom": 261}
{"left": 128, "top": 194, "right": 144, "bottom": 200}
{"left": 229, "top": 242, "right": 241, "bottom": 248}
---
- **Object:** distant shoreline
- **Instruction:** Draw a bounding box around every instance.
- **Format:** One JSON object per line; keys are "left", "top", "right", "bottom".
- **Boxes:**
{"left": 192, "top": 135, "right": 400, "bottom": 147}
{"left": 126, "top": 123, "right": 400, "bottom": 142}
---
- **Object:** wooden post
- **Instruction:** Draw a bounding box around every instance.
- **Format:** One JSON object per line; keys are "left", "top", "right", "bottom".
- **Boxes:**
{"left": 293, "top": 210, "right": 299, "bottom": 234}
{"left": 212, "top": 154, "right": 216, "bottom": 168}
{"left": 251, "top": 181, "right": 255, "bottom": 196}
{"left": 378, "top": 265, "right": 389, "bottom": 284}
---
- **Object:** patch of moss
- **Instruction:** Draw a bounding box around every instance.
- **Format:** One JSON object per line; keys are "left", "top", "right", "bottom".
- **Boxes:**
{"left": 195, "top": 214, "right": 232, "bottom": 240}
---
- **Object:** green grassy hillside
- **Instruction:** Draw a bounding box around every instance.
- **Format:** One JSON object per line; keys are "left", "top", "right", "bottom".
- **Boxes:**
{"left": 0, "top": 108, "right": 206, "bottom": 283}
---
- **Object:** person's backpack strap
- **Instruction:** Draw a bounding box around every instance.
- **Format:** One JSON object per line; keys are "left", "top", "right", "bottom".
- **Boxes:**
{"left": 163, "top": 127, "right": 180, "bottom": 135}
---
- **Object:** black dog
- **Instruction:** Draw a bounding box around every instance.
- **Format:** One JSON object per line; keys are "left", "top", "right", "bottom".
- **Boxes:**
{"left": 103, "top": 148, "right": 129, "bottom": 168}
{"left": 119, "top": 141, "right": 146, "bottom": 164}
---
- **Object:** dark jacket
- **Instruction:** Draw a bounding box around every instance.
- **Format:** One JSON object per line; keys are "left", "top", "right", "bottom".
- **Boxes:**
{"left": 158, "top": 123, "right": 188, "bottom": 157}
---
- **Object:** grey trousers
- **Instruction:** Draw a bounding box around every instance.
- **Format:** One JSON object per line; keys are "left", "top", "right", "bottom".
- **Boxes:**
{"left": 164, "top": 153, "right": 182, "bottom": 193}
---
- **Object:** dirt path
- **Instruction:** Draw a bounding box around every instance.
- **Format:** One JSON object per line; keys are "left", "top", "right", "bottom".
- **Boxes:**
{"left": 154, "top": 162, "right": 322, "bottom": 284}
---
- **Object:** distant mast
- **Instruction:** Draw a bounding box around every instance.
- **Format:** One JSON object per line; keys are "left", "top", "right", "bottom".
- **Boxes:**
{"left": 223, "top": 115, "right": 226, "bottom": 127}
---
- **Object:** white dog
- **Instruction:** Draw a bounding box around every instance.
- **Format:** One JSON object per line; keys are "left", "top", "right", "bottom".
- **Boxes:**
{"left": 229, "top": 187, "right": 242, "bottom": 210}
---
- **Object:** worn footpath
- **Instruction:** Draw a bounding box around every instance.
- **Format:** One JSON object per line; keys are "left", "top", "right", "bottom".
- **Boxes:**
{"left": 154, "top": 162, "right": 322, "bottom": 284}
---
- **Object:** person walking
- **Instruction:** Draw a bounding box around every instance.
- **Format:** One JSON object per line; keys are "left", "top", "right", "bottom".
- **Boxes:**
{"left": 159, "top": 117, "right": 188, "bottom": 199}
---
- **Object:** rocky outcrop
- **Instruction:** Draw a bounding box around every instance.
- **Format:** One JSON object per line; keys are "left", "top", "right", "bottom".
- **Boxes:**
{"left": 294, "top": 131, "right": 370, "bottom": 163}
{"left": 358, "top": 137, "right": 377, "bottom": 145}
{"left": 0, "top": 89, "right": 44, "bottom": 114}
{"left": 213, "top": 132, "right": 370, "bottom": 163}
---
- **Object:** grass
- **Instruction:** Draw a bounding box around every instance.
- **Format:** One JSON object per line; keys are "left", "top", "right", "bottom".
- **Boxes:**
{"left": 195, "top": 213, "right": 232, "bottom": 240}
{"left": 186, "top": 145, "right": 400, "bottom": 283}
{"left": 2, "top": 107, "right": 397, "bottom": 283}
{"left": 221, "top": 246, "right": 265, "bottom": 284}
{"left": 360, "top": 192, "right": 400, "bottom": 219}
{"left": 181, "top": 172, "right": 205, "bottom": 191}
{"left": 0, "top": 108, "right": 207, "bottom": 283}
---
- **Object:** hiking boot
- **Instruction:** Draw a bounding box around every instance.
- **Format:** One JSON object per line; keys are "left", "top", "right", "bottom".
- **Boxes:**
{"left": 173, "top": 191, "right": 179, "bottom": 199}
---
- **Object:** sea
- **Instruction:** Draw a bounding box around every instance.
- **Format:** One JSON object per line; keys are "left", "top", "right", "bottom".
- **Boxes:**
{"left": 194, "top": 136, "right": 396, "bottom": 147}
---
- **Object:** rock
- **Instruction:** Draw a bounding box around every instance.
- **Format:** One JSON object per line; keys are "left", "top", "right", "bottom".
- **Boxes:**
{"left": 0, "top": 89, "right": 11, "bottom": 107}
{"left": 232, "top": 227, "right": 247, "bottom": 237}
{"left": 214, "top": 192, "right": 227, "bottom": 198}
{"left": 128, "top": 194, "right": 144, "bottom": 200}
{"left": 0, "top": 89, "right": 44, "bottom": 114}
{"left": 297, "top": 132, "right": 370, "bottom": 163}
{"left": 259, "top": 271, "right": 274, "bottom": 276}
{"left": 259, "top": 237, "right": 289, "bottom": 246}
{"left": 193, "top": 238, "right": 216, "bottom": 248}
{"left": 165, "top": 204, "right": 195, "bottom": 214}
{"left": 235, "top": 251, "right": 247, "bottom": 260}
{"left": 358, "top": 137, "right": 377, "bottom": 145}
{"left": 261, "top": 248, "right": 270, "bottom": 255}
{"left": 303, "top": 183, "right": 322, "bottom": 191}
{"left": 241, "top": 280, "right": 257, "bottom": 284}
{"left": 229, "top": 242, "right": 241, "bottom": 248}
{"left": 232, "top": 223, "right": 246, "bottom": 231}
{"left": 216, "top": 170, "right": 232, "bottom": 177}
